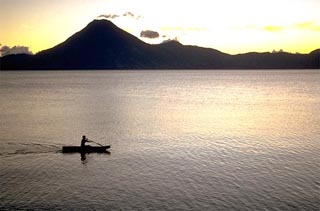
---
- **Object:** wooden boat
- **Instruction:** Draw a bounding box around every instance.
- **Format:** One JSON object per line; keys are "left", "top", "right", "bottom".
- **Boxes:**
{"left": 62, "top": 145, "right": 111, "bottom": 153}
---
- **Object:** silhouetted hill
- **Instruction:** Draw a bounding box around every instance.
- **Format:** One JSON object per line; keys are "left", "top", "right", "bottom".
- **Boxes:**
{"left": 1, "top": 19, "right": 319, "bottom": 70}
{"left": 229, "top": 51, "right": 320, "bottom": 69}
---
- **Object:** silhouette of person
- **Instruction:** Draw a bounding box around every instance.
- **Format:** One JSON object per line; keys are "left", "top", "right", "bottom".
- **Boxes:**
{"left": 81, "top": 135, "right": 88, "bottom": 147}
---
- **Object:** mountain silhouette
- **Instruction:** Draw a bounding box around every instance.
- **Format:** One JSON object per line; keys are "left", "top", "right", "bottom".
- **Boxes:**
{"left": 1, "top": 19, "right": 319, "bottom": 70}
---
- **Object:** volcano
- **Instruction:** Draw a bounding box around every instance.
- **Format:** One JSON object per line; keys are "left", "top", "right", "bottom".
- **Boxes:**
{"left": 1, "top": 19, "right": 319, "bottom": 70}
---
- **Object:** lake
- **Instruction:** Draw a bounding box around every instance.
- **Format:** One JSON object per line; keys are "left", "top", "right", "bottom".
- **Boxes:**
{"left": 1, "top": 70, "right": 319, "bottom": 210}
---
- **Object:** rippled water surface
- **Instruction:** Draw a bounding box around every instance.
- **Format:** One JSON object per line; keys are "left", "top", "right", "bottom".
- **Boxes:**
{"left": 1, "top": 70, "right": 319, "bottom": 210}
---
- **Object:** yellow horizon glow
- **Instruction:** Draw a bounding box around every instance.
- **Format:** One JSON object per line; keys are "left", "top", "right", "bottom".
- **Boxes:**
{"left": 1, "top": 0, "right": 320, "bottom": 55}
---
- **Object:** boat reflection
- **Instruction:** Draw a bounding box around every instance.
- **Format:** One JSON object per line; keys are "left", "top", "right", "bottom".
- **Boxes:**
{"left": 80, "top": 151, "right": 111, "bottom": 164}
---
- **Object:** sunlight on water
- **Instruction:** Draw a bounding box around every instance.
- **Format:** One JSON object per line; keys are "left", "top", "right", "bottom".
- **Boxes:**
{"left": 1, "top": 70, "right": 320, "bottom": 210}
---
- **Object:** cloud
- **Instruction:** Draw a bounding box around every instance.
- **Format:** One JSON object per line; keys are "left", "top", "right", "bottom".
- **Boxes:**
{"left": 295, "top": 21, "right": 313, "bottom": 29}
{"left": 256, "top": 22, "right": 320, "bottom": 33}
{"left": 294, "top": 21, "right": 320, "bottom": 31}
{"left": 122, "top": 11, "right": 141, "bottom": 19}
{"left": 263, "top": 25, "right": 283, "bottom": 32}
{"left": 140, "top": 30, "right": 160, "bottom": 39}
{"left": 97, "top": 14, "right": 120, "bottom": 19}
{"left": 0, "top": 45, "right": 33, "bottom": 57}
{"left": 161, "top": 37, "right": 180, "bottom": 43}
{"left": 123, "top": 12, "right": 135, "bottom": 18}
{"left": 97, "top": 11, "right": 141, "bottom": 20}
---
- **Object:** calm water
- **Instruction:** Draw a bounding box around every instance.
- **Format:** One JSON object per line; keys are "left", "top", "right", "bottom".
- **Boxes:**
{"left": 0, "top": 70, "right": 319, "bottom": 210}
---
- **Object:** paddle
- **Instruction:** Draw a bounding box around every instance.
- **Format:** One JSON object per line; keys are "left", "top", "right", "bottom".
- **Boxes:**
{"left": 87, "top": 139, "right": 104, "bottom": 146}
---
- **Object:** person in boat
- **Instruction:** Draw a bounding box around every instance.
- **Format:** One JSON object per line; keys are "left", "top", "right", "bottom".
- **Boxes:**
{"left": 81, "top": 135, "right": 92, "bottom": 147}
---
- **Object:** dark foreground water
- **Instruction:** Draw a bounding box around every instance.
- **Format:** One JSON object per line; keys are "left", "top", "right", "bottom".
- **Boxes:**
{"left": 0, "top": 70, "right": 319, "bottom": 210}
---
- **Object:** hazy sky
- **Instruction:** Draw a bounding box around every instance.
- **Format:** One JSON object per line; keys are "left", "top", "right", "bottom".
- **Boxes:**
{"left": 1, "top": 0, "right": 320, "bottom": 54}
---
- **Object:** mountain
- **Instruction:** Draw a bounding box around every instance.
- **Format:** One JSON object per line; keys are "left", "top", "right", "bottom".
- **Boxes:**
{"left": 1, "top": 19, "right": 319, "bottom": 70}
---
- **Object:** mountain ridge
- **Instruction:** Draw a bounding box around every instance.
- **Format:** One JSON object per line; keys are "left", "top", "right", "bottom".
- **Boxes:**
{"left": 1, "top": 19, "right": 319, "bottom": 70}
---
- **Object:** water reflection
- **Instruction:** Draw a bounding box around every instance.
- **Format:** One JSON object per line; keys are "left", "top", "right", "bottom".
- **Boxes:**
{"left": 1, "top": 71, "right": 319, "bottom": 210}
{"left": 80, "top": 151, "right": 111, "bottom": 164}
{"left": 118, "top": 70, "right": 320, "bottom": 145}
{"left": 81, "top": 152, "right": 87, "bottom": 163}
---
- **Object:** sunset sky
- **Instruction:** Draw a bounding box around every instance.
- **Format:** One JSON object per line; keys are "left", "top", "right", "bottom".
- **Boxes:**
{"left": 1, "top": 0, "right": 320, "bottom": 55}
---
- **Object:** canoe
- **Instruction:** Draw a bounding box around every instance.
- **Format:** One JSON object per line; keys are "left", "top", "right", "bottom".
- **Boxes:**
{"left": 62, "top": 145, "right": 111, "bottom": 153}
